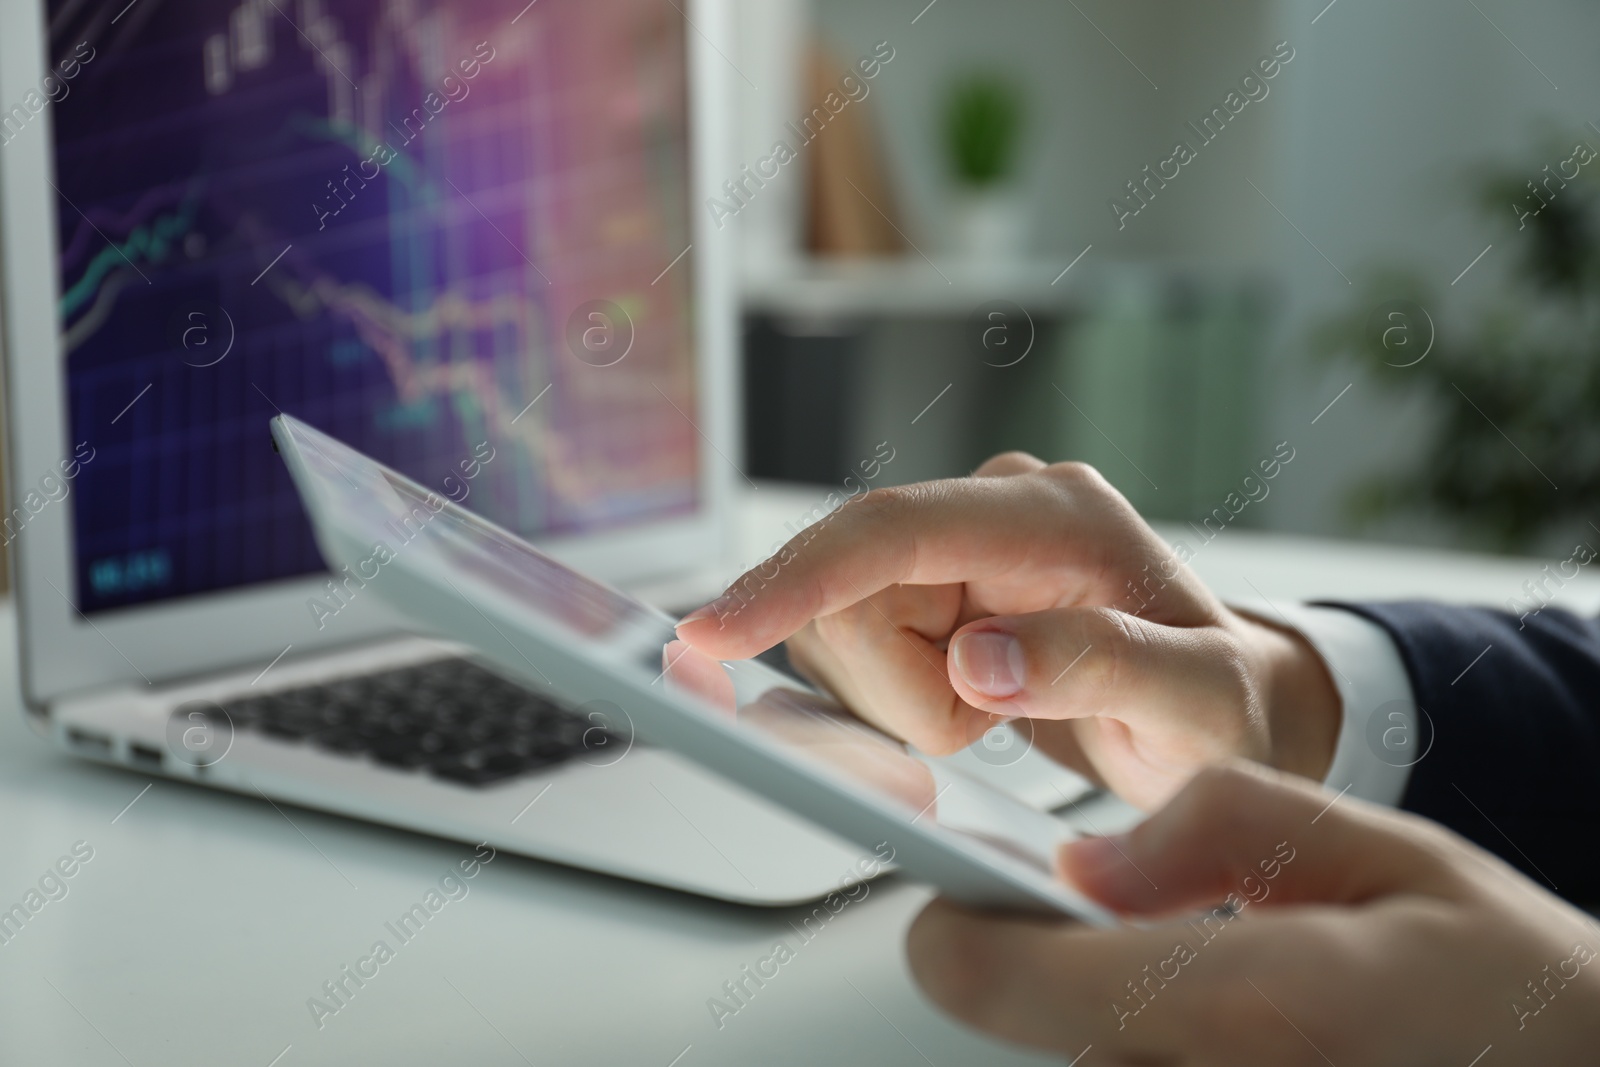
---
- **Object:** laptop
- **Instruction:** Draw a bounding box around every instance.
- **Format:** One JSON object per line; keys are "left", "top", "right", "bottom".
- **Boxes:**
{"left": 0, "top": 0, "right": 907, "bottom": 906}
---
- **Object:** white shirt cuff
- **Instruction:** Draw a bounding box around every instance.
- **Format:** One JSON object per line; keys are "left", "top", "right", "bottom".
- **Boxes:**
{"left": 1235, "top": 602, "right": 1416, "bottom": 808}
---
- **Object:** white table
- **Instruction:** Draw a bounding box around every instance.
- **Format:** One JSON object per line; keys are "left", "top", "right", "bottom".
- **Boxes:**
{"left": 0, "top": 588, "right": 1065, "bottom": 1067}
{"left": 3, "top": 485, "right": 1596, "bottom": 1066}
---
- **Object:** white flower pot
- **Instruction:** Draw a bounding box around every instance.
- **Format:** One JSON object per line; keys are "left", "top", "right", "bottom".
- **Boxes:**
{"left": 950, "top": 188, "right": 1027, "bottom": 264}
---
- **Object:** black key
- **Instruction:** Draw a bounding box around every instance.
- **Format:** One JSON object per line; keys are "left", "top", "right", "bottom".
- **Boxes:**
{"left": 317, "top": 703, "right": 354, "bottom": 728}
{"left": 349, "top": 719, "right": 391, "bottom": 743}
{"left": 531, "top": 737, "right": 577, "bottom": 760}
{"left": 325, "top": 679, "right": 374, "bottom": 703}
{"left": 273, "top": 686, "right": 324, "bottom": 709}
{"left": 368, "top": 734, "right": 431, "bottom": 768}
{"left": 219, "top": 697, "right": 271, "bottom": 725}
{"left": 373, "top": 669, "right": 423, "bottom": 693}
{"left": 256, "top": 701, "right": 321, "bottom": 739}
{"left": 464, "top": 718, "right": 504, "bottom": 745}
{"left": 416, "top": 731, "right": 466, "bottom": 758}
{"left": 217, "top": 655, "right": 609, "bottom": 784}
{"left": 429, "top": 748, "right": 536, "bottom": 786}
{"left": 548, "top": 719, "right": 589, "bottom": 748}
{"left": 382, "top": 711, "right": 423, "bottom": 735}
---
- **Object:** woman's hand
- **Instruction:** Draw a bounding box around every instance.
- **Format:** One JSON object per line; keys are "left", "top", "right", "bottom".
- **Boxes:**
{"left": 675, "top": 452, "right": 1340, "bottom": 810}
{"left": 907, "top": 763, "right": 1600, "bottom": 1066}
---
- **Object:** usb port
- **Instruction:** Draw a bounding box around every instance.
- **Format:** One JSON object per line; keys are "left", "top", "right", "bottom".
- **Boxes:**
{"left": 66, "top": 727, "right": 113, "bottom": 756}
{"left": 128, "top": 743, "right": 163, "bottom": 770}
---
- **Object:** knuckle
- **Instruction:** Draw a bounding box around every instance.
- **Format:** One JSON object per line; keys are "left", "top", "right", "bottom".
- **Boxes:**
{"left": 851, "top": 486, "right": 926, "bottom": 585}
{"left": 849, "top": 481, "right": 916, "bottom": 520}
{"left": 1191, "top": 631, "right": 1263, "bottom": 745}
{"left": 1184, "top": 762, "right": 1259, "bottom": 816}
{"left": 1076, "top": 606, "right": 1145, "bottom": 699}
{"left": 974, "top": 450, "right": 1044, "bottom": 477}
{"left": 1041, "top": 462, "right": 1145, "bottom": 530}
{"left": 1388, "top": 809, "right": 1483, "bottom": 883}
{"left": 1044, "top": 459, "right": 1108, "bottom": 491}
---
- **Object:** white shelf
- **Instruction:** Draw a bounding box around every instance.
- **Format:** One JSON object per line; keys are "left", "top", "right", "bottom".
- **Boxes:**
{"left": 739, "top": 256, "right": 1270, "bottom": 319}
{"left": 740, "top": 257, "right": 1081, "bottom": 318}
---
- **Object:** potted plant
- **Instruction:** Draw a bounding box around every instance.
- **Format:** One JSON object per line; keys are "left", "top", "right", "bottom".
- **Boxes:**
{"left": 1313, "top": 137, "right": 1600, "bottom": 553}
{"left": 942, "top": 74, "right": 1026, "bottom": 263}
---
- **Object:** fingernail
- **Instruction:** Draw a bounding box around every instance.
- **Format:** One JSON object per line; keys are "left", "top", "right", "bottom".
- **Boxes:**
{"left": 953, "top": 630, "right": 1025, "bottom": 698}
{"left": 677, "top": 595, "right": 736, "bottom": 629}
{"left": 1061, "top": 833, "right": 1131, "bottom": 877}
{"left": 677, "top": 605, "right": 715, "bottom": 626}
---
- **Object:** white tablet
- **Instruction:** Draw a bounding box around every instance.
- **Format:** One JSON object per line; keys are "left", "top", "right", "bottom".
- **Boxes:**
{"left": 272, "top": 414, "right": 1117, "bottom": 923}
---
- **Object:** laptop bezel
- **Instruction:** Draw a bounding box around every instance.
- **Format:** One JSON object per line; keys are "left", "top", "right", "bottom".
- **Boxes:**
{"left": 0, "top": 0, "right": 737, "bottom": 712}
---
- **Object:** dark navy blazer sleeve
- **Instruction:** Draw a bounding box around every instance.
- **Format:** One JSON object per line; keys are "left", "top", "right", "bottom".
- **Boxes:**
{"left": 1320, "top": 601, "right": 1600, "bottom": 906}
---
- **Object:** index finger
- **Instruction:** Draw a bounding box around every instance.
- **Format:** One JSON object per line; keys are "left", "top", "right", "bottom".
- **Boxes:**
{"left": 674, "top": 469, "right": 1119, "bottom": 659}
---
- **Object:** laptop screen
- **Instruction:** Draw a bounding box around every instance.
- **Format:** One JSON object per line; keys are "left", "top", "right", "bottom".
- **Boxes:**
{"left": 49, "top": 0, "right": 699, "bottom": 615}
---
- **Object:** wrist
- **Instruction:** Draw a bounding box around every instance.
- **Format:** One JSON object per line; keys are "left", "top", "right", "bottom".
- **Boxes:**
{"left": 1229, "top": 610, "right": 1342, "bottom": 781}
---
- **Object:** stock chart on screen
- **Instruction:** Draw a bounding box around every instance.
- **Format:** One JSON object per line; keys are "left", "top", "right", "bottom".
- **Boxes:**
{"left": 51, "top": 0, "right": 698, "bottom": 614}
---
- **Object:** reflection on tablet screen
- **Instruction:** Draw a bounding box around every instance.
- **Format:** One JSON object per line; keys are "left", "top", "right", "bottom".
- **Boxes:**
{"left": 383, "top": 471, "right": 660, "bottom": 641}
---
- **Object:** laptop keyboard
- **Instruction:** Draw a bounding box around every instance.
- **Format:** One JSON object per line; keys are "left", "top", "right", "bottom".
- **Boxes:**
{"left": 206, "top": 657, "right": 615, "bottom": 786}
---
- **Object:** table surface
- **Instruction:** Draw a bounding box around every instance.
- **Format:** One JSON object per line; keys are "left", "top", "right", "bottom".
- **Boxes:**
{"left": 5, "top": 485, "right": 1597, "bottom": 1067}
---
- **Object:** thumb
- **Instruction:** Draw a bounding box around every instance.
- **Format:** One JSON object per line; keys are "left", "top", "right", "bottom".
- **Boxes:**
{"left": 1057, "top": 762, "right": 1465, "bottom": 917}
{"left": 947, "top": 607, "right": 1246, "bottom": 734}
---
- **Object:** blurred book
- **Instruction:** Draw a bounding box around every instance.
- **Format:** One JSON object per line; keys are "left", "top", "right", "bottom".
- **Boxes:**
{"left": 803, "top": 42, "right": 906, "bottom": 258}
{"left": 1033, "top": 273, "right": 1267, "bottom": 521}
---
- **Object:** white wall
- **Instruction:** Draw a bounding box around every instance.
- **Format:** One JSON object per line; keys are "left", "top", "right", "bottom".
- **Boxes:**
{"left": 807, "top": 0, "right": 1284, "bottom": 262}
{"left": 748, "top": 0, "right": 1600, "bottom": 548}
{"left": 1262, "top": 0, "right": 1600, "bottom": 543}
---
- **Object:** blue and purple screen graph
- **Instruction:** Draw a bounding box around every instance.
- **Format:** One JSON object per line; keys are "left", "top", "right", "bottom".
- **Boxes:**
{"left": 52, "top": 0, "right": 699, "bottom": 615}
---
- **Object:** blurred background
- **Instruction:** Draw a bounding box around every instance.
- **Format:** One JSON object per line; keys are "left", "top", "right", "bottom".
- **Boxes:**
{"left": 4, "top": 0, "right": 1597, "bottom": 598}
{"left": 732, "top": 0, "right": 1600, "bottom": 560}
